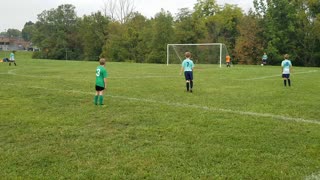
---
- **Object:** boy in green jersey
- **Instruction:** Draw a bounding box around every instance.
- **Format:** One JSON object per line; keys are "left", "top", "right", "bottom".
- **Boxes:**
{"left": 94, "top": 58, "right": 108, "bottom": 105}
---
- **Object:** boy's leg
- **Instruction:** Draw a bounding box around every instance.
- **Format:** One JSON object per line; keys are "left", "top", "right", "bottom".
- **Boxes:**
{"left": 99, "top": 95, "right": 104, "bottom": 105}
{"left": 98, "top": 90, "right": 104, "bottom": 105}
{"left": 288, "top": 79, "right": 291, "bottom": 86}
{"left": 186, "top": 81, "right": 190, "bottom": 91}
{"left": 283, "top": 79, "right": 287, "bottom": 86}
{"left": 190, "top": 80, "right": 193, "bottom": 92}
{"left": 94, "top": 91, "right": 99, "bottom": 105}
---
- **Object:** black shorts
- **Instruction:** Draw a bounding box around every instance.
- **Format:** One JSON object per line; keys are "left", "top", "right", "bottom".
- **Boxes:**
{"left": 184, "top": 71, "right": 193, "bottom": 81}
{"left": 95, "top": 85, "right": 105, "bottom": 91}
{"left": 282, "top": 74, "right": 290, "bottom": 79}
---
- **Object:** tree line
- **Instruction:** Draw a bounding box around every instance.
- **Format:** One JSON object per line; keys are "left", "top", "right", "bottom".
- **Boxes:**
{"left": 9, "top": 0, "right": 320, "bottom": 66}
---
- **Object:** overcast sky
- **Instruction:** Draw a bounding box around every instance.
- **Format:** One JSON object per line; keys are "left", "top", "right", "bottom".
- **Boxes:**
{"left": 0, "top": 0, "right": 253, "bottom": 32}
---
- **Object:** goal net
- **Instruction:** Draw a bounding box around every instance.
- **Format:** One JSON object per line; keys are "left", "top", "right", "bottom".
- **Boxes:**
{"left": 166, "top": 43, "right": 229, "bottom": 67}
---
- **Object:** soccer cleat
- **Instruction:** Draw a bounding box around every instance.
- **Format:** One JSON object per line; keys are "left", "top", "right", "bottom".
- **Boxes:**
{"left": 190, "top": 89, "right": 193, "bottom": 93}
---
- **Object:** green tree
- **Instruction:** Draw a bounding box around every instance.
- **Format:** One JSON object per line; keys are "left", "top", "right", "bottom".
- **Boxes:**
{"left": 78, "top": 12, "right": 109, "bottom": 60}
{"left": 6, "top": 29, "right": 21, "bottom": 38}
{"left": 22, "top": 21, "right": 35, "bottom": 42}
{"left": 203, "top": 4, "right": 243, "bottom": 56}
{"left": 254, "top": 0, "right": 320, "bottom": 66}
{"left": 174, "top": 8, "right": 206, "bottom": 43}
{"left": 32, "top": 4, "right": 79, "bottom": 60}
{"left": 235, "top": 12, "right": 263, "bottom": 64}
{"left": 102, "top": 21, "right": 128, "bottom": 62}
{"left": 148, "top": 9, "right": 174, "bottom": 63}
{"left": 193, "top": 0, "right": 219, "bottom": 18}
{"left": 124, "top": 12, "right": 150, "bottom": 63}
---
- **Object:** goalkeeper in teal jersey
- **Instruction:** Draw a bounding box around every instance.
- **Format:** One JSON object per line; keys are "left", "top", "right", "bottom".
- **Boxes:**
{"left": 281, "top": 54, "right": 293, "bottom": 87}
{"left": 94, "top": 58, "right": 108, "bottom": 105}
{"left": 180, "top": 52, "right": 195, "bottom": 92}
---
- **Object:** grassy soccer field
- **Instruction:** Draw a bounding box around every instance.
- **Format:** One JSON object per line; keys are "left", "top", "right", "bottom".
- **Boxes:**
{"left": 0, "top": 52, "right": 320, "bottom": 179}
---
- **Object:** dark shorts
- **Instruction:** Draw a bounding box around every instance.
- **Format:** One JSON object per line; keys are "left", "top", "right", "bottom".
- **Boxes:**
{"left": 282, "top": 74, "right": 290, "bottom": 78}
{"left": 96, "top": 85, "right": 105, "bottom": 91}
{"left": 262, "top": 60, "right": 267, "bottom": 64}
{"left": 184, "top": 71, "right": 193, "bottom": 81}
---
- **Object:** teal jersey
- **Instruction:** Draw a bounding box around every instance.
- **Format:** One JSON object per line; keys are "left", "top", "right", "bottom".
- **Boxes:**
{"left": 281, "top": 59, "right": 292, "bottom": 74}
{"left": 181, "top": 58, "right": 194, "bottom": 72}
{"left": 95, "top": 65, "right": 108, "bottom": 87}
{"left": 262, "top": 54, "right": 268, "bottom": 60}
{"left": 10, "top": 52, "right": 15, "bottom": 60}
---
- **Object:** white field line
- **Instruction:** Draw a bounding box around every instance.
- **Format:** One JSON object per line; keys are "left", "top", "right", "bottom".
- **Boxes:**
{"left": 1, "top": 69, "right": 179, "bottom": 79}
{"left": 237, "top": 70, "right": 318, "bottom": 81}
{"left": 305, "top": 171, "right": 320, "bottom": 180}
{"left": 109, "top": 75, "right": 179, "bottom": 79}
{"left": 2, "top": 69, "right": 317, "bottom": 80}
{"left": 6, "top": 83, "right": 319, "bottom": 125}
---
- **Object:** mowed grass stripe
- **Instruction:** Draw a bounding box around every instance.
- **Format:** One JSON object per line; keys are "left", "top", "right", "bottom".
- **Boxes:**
{"left": 4, "top": 82, "right": 320, "bottom": 125}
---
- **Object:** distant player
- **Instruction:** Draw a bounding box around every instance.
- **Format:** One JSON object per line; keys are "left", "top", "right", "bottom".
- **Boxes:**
{"left": 94, "top": 58, "right": 108, "bottom": 105}
{"left": 180, "top": 52, "right": 194, "bottom": 92}
{"left": 226, "top": 54, "right": 231, "bottom": 67}
{"left": 281, "top": 54, "right": 292, "bottom": 87}
{"left": 261, "top": 52, "right": 268, "bottom": 66}
{"left": 9, "top": 51, "right": 17, "bottom": 66}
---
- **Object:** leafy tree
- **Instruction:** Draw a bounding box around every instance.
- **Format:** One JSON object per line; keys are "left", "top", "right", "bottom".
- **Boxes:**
{"left": 235, "top": 12, "right": 263, "bottom": 64}
{"left": 254, "top": 0, "right": 320, "bottom": 66}
{"left": 193, "top": 0, "right": 219, "bottom": 18}
{"left": 6, "top": 29, "right": 21, "bottom": 38}
{"left": 124, "top": 12, "right": 150, "bottom": 62}
{"left": 22, "top": 21, "right": 35, "bottom": 42}
{"left": 174, "top": 8, "right": 206, "bottom": 43}
{"left": 102, "top": 21, "right": 128, "bottom": 62}
{"left": 32, "top": 4, "right": 79, "bottom": 60}
{"left": 78, "top": 12, "right": 110, "bottom": 60}
{"left": 203, "top": 4, "right": 243, "bottom": 57}
{"left": 148, "top": 9, "right": 174, "bottom": 63}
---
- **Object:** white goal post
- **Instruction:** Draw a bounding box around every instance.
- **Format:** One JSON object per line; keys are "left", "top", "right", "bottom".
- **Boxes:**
{"left": 166, "top": 43, "right": 228, "bottom": 68}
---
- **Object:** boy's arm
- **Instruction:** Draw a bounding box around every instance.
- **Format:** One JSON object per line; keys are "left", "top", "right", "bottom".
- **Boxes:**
{"left": 180, "top": 67, "right": 184, "bottom": 75}
{"left": 104, "top": 78, "right": 107, "bottom": 89}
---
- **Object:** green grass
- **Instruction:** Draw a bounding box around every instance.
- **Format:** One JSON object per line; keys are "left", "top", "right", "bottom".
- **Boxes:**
{"left": 0, "top": 54, "right": 320, "bottom": 179}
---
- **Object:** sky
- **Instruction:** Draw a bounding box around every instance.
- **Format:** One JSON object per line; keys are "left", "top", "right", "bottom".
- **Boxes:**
{"left": 0, "top": 0, "right": 253, "bottom": 32}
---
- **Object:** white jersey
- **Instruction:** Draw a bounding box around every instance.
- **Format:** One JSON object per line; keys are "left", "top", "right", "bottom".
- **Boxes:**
{"left": 281, "top": 59, "right": 292, "bottom": 74}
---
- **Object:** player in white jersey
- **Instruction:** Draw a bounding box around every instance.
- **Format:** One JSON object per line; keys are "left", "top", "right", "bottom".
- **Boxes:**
{"left": 281, "top": 54, "right": 292, "bottom": 87}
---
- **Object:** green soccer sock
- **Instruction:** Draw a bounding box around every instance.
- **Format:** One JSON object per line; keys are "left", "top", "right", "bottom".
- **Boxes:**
{"left": 94, "top": 95, "right": 98, "bottom": 105}
{"left": 99, "top": 95, "right": 104, "bottom": 105}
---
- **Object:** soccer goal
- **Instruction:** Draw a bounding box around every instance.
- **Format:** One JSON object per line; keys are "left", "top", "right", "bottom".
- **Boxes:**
{"left": 166, "top": 43, "right": 229, "bottom": 67}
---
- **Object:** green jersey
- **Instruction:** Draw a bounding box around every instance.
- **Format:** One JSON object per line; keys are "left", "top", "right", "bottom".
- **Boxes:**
{"left": 95, "top": 65, "right": 108, "bottom": 87}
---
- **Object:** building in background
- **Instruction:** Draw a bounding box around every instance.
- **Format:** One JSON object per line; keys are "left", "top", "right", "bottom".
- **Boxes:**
{"left": 0, "top": 36, "right": 31, "bottom": 51}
